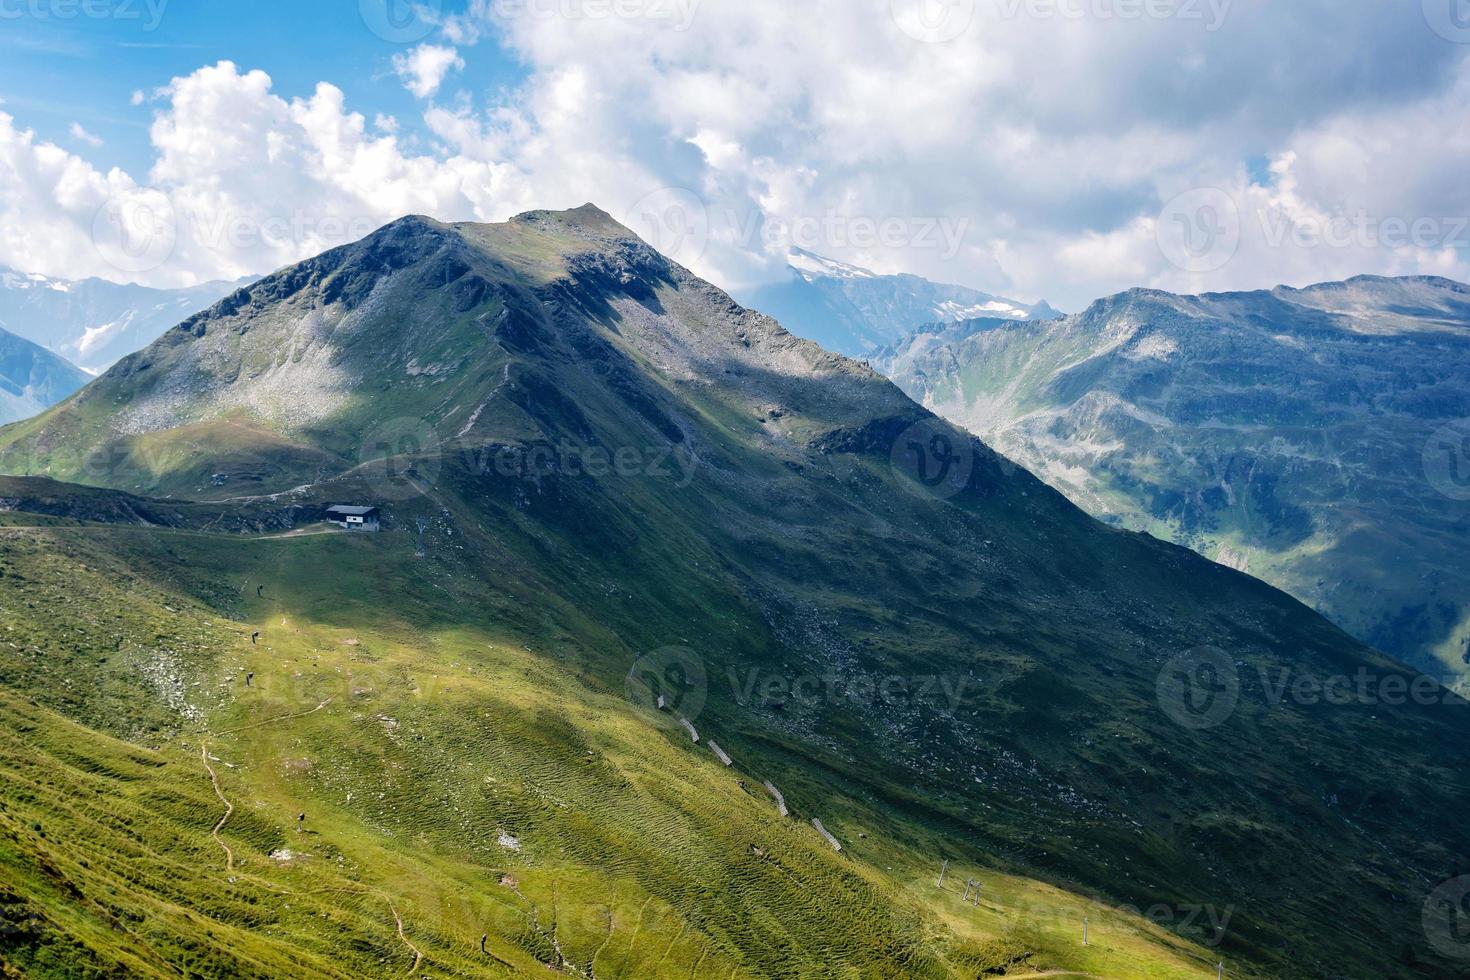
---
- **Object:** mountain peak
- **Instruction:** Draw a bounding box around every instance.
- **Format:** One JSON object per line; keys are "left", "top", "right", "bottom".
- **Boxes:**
{"left": 1030, "top": 299, "right": 1063, "bottom": 320}
{"left": 367, "top": 205, "right": 639, "bottom": 260}
{"left": 381, "top": 213, "right": 448, "bottom": 231}
{"left": 505, "top": 202, "right": 636, "bottom": 241}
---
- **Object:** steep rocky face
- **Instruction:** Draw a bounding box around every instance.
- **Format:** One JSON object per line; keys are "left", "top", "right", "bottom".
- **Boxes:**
{"left": 740, "top": 247, "right": 1059, "bottom": 356}
{"left": 0, "top": 266, "right": 247, "bottom": 373}
{"left": 3, "top": 210, "right": 1469, "bottom": 976}
{"left": 0, "top": 325, "right": 89, "bottom": 424}
{"left": 874, "top": 277, "right": 1470, "bottom": 678}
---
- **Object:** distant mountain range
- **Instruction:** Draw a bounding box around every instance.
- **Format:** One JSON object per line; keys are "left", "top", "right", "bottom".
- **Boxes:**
{"left": 0, "top": 266, "right": 251, "bottom": 375}
{"left": 874, "top": 275, "right": 1470, "bottom": 679}
{"left": 0, "top": 326, "right": 90, "bottom": 425}
{"left": 738, "top": 247, "right": 1060, "bottom": 356}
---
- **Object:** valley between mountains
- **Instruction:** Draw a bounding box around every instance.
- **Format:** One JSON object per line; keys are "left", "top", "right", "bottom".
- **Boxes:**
{"left": 0, "top": 207, "right": 1466, "bottom": 978}
{"left": 874, "top": 278, "right": 1470, "bottom": 683}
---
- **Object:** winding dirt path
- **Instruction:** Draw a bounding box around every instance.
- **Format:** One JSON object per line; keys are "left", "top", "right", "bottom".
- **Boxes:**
{"left": 388, "top": 900, "right": 424, "bottom": 975}
{"left": 199, "top": 695, "right": 428, "bottom": 972}
{"left": 200, "top": 742, "right": 236, "bottom": 873}
{"left": 201, "top": 699, "right": 334, "bottom": 874}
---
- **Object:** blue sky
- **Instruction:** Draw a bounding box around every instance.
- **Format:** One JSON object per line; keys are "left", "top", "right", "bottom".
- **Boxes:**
{"left": 0, "top": 1, "right": 524, "bottom": 176}
{"left": 1, "top": 0, "right": 1469, "bottom": 310}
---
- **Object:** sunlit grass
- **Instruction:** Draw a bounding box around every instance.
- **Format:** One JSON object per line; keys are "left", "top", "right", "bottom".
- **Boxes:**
{"left": 0, "top": 520, "right": 1233, "bottom": 978}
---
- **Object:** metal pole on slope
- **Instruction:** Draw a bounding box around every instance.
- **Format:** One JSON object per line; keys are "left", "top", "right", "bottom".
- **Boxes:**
{"left": 1082, "top": 916, "right": 1088, "bottom": 946}
{"left": 937, "top": 859, "right": 949, "bottom": 888}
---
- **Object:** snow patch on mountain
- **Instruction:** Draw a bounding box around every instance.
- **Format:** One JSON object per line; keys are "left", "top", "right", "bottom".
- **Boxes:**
{"left": 788, "top": 248, "right": 874, "bottom": 281}
{"left": 75, "top": 314, "right": 136, "bottom": 360}
{"left": 933, "top": 299, "right": 1032, "bottom": 320}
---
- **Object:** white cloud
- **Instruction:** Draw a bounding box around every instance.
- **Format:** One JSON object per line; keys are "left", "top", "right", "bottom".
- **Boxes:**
{"left": 0, "top": 112, "right": 129, "bottom": 283}
{"left": 69, "top": 123, "right": 103, "bottom": 148}
{"left": 392, "top": 44, "right": 464, "bottom": 99}
{"left": 0, "top": 62, "right": 534, "bottom": 286}
{"left": 427, "top": 0, "right": 1470, "bottom": 305}
{"left": 0, "top": 4, "right": 1468, "bottom": 310}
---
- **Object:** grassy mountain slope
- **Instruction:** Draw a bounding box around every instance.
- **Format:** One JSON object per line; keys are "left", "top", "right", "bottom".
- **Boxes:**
{"left": 0, "top": 513, "right": 1231, "bottom": 979}
{"left": 0, "top": 208, "right": 1467, "bottom": 977}
{"left": 873, "top": 280, "right": 1470, "bottom": 680}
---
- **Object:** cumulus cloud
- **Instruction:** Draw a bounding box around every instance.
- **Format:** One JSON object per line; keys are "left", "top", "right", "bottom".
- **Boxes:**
{"left": 0, "top": 62, "right": 532, "bottom": 286}
{"left": 437, "top": 0, "right": 1470, "bottom": 305}
{"left": 0, "top": 1, "right": 1468, "bottom": 309}
{"left": 392, "top": 44, "right": 465, "bottom": 99}
{"left": 0, "top": 112, "right": 134, "bottom": 282}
